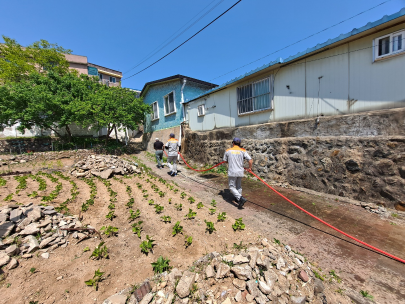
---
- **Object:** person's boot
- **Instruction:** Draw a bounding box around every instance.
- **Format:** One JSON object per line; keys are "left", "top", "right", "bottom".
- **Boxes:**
{"left": 238, "top": 196, "right": 246, "bottom": 209}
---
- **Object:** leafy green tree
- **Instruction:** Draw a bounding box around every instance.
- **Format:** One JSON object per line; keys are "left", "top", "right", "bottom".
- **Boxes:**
{"left": 0, "top": 36, "right": 71, "bottom": 84}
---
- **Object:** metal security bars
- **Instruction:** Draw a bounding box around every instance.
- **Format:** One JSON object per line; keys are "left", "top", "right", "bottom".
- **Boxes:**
{"left": 237, "top": 76, "right": 273, "bottom": 115}
{"left": 197, "top": 105, "right": 205, "bottom": 116}
{"left": 152, "top": 101, "right": 159, "bottom": 120}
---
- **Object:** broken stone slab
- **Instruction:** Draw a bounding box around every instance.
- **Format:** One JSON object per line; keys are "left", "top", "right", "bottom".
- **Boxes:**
{"left": 168, "top": 268, "right": 182, "bottom": 286}
{"left": 216, "top": 263, "right": 231, "bottom": 279}
{"left": 176, "top": 270, "right": 196, "bottom": 298}
{"left": 276, "top": 256, "right": 285, "bottom": 270}
{"left": 246, "top": 280, "right": 259, "bottom": 298}
{"left": 42, "top": 210, "right": 57, "bottom": 216}
{"left": 19, "top": 223, "right": 39, "bottom": 235}
{"left": 25, "top": 206, "right": 42, "bottom": 222}
{"left": 234, "top": 290, "right": 242, "bottom": 302}
{"left": 298, "top": 270, "right": 309, "bottom": 282}
{"left": 25, "top": 235, "right": 40, "bottom": 253}
{"left": 0, "top": 253, "right": 11, "bottom": 267}
{"left": 1, "top": 208, "right": 12, "bottom": 215}
{"left": 232, "top": 278, "right": 246, "bottom": 290}
{"left": 7, "top": 258, "right": 18, "bottom": 270}
{"left": 91, "top": 169, "right": 113, "bottom": 179}
{"left": 102, "top": 294, "right": 127, "bottom": 304}
{"left": 290, "top": 296, "right": 306, "bottom": 304}
{"left": 10, "top": 209, "right": 23, "bottom": 222}
{"left": 249, "top": 250, "right": 259, "bottom": 268}
{"left": 0, "top": 213, "right": 8, "bottom": 223}
{"left": 0, "top": 221, "right": 15, "bottom": 238}
{"left": 22, "top": 254, "right": 33, "bottom": 259}
{"left": 258, "top": 281, "right": 272, "bottom": 295}
{"left": 231, "top": 265, "right": 253, "bottom": 280}
{"left": 233, "top": 255, "right": 249, "bottom": 265}
{"left": 139, "top": 293, "right": 154, "bottom": 304}
{"left": 37, "top": 219, "right": 51, "bottom": 228}
{"left": 6, "top": 204, "right": 19, "bottom": 209}
{"left": 313, "top": 278, "right": 324, "bottom": 295}
{"left": 18, "top": 217, "right": 32, "bottom": 230}
{"left": 205, "top": 264, "right": 215, "bottom": 278}
{"left": 41, "top": 252, "right": 50, "bottom": 259}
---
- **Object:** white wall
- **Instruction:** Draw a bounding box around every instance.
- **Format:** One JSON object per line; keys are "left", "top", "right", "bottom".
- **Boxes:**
{"left": 187, "top": 23, "right": 405, "bottom": 131}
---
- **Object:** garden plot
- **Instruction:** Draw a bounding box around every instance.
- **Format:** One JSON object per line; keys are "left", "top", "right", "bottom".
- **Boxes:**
{"left": 0, "top": 154, "right": 257, "bottom": 304}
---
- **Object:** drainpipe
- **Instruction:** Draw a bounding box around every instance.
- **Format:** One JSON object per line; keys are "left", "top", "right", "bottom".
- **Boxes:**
{"left": 179, "top": 78, "right": 187, "bottom": 160}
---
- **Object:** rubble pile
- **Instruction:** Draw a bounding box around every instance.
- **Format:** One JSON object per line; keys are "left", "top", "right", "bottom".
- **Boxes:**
{"left": 103, "top": 239, "right": 351, "bottom": 304}
{"left": 70, "top": 155, "right": 140, "bottom": 179}
{"left": 0, "top": 203, "right": 91, "bottom": 269}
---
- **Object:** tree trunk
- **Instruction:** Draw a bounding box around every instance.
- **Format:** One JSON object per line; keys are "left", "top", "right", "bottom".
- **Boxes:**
{"left": 65, "top": 125, "right": 72, "bottom": 143}
{"left": 114, "top": 125, "right": 118, "bottom": 144}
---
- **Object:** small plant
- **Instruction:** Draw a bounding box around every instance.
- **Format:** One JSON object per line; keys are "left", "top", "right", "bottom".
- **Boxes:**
{"left": 154, "top": 204, "right": 164, "bottom": 214}
{"left": 85, "top": 269, "right": 105, "bottom": 291}
{"left": 211, "top": 199, "right": 217, "bottom": 207}
{"left": 148, "top": 199, "right": 155, "bottom": 205}
{"left": 204, "top": 220, "right": 216, "bottom": 234}
{"left": 28, "top": 191, "right": 38, "bottom": 198}
{"left": 168, "top": 198, "right": 172, "bottom": 204}
{"left": 185, "top": 208, "right": 196, "bottom": 220}
{"left": 233, "top": 241, "right": 247, "bottom": 250}
{"left": 108, "top": 203, "right": 115, "bottom": 210}
{"left": 172, "top": 221, "right": 183, "bottom": 236}
{"left": 140, "top": 235, "right": 155, "bottom": 254}
{"left": 158, "top": 191, "right": 165, "bottom": 198}
{"left": 187, "top": 196, "right": 195, "bottom": 203}
{"left": 3, "top": 193, "right": 13, "bottom": 202}
{"left": 128, "top": 209, "right": 141, "bottom": 221}
{"left": 209, "top": 208, "right": 216, "bottom": 215}
{"left": 217, "top": 212, "right": 227, "bottom": 222}
{"left": 392, "top": 213, "right": 398, "bottom": 218}
{"left": 83, "top": 247, "right": 90, "bottom": 252}
{"left": 126, "top": 198, "right": 135, "bottom": 208}
{"left": 175, "top": 203, "right": 183, "bottom": 211}
{"left": 180, "top": 192, "right": 187, "bottom": 199}
{"left": 313, "top": 270, "right": 325, "bottom": 281}
{"left": 197, "top": 202, "right": 204, "bottom": 209}
{"left": 132, "top": 221, "right": 143, "bottom": 238}
{"left": 90, "top": 242, "right": 109, "bottom": 260}
{"left": 143, "top": 194, "right": 149, "bottom": 199}
{"left": 0, "top": 177, "right": 6, "bottom": 186}
{"left": 100, "top": 226, "right": 118, "bottom": 237}
{"left": 81, "top": 203, "right": 89, "bottom": 212}
{"left": 329, "top": 270, "right": 342, "bottom": 283}
{"left": 185, "top": 235, "right": 193, "bottom": 248}
{"left": 30, "top": 267, "right": 36, "bottom": 274}
{"left": 151, "top": 256, "right": 172, "bottom": 274}
{"left": 273, "top": 238, "right": 281, "bottom": 245}
{"left": 173, "top": 188, "right": 179, "bottom": 194}
{"left": 161, "top": 215, "right": 171, "bottom": 223}
{"left": 232, "top": 218, "right": 245, "bottom": 231}
{"left": 106, "top": 210, "right": 116, "bottom": 220}
{"left": 360, "top": 290, "right": 373, "bottom": 300}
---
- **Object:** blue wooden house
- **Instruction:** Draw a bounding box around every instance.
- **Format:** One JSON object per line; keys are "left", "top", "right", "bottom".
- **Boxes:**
{"left": 141, "top": 75, "right": 217, "bottom": 135}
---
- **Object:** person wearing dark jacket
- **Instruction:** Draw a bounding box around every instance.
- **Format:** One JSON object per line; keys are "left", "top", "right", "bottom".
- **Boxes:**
{"left": 154, "top": 138, "right": 164, "bottom": 168}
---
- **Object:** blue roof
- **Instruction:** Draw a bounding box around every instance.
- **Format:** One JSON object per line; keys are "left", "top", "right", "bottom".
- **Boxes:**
{"left": 186, "top": 7, "right": 405, "bottom": 104}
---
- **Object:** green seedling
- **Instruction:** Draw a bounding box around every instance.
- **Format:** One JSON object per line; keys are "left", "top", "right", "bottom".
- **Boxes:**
{"left": 140, "top": 235, "right": 155, "bottom": 254}
{"left": 185, "top": 208, "right": 197, "bottom": 220}
{"left": 151, "top": 256, "right": 172, "bottom": 274}
{"left": 232, "top": 218, "right": 245, "bottom": 231}
{"left": 100, "top": 226, "right": 118, "bottom": 237}
{"left": 28, "top": 191, "right": 38, "bottom": 198}
{"left": 217, "top": 212, "right": 227, "bottom": 222}
{"left": 83, "top": 247, "right": 90, "bottom": 252}
{"left": 142, "top": 189, "right": 147, "bottom": 193}
{"left": 185, "top": 235, "right": 193, "bottom": 248}
{"left": 128, "top": 209, "right": 141, "bottom": 221}
{"left": 233, "top": 241, "right": 247, "bottom": 250}
{"left": 0, "top": 177, "right": 6, "bottom": 186}
{"left": 187, "top": 196, "right": 195, "bottom": 203}
{"left": 197, "top": 202, "right": 204, "bottom": 209}
{"left": 204, "top": 220, "right": 216, "bottom": 234}
{"left": 85, "top": 269, "right": 105, "bottom": 291}
{"left": 126, "top": 185, "right": 132, "bottom": 194}
{"left": 81, "top": 203, "right": 89, "bottom": 212}
{"left": 209, "top": 208, "right": 216, "bottom": 215}
{"left": 211, "top": 199, "right": 217, "bottom": 207}
{"left": 132, "top": 221, "right": 143, "bottom": 238}
{"left": 136, "top": 183, "right": 142, "bottom": 189}
{"left": 360, "top": 290, "right": 373, "bottom": 300}
{"left": 143, "top": 194, "right": 149, "bottom": 199}
{"left": 154, "top": 204, "right": 164, "bottom": 214}
{"left": 273, "top": 238, "right": 281, "bottom": 245}
{"left": 329, "top": 270, "right": 342, "bottom": 283}
{"left": 106, "top": 210, "right": 116, "bottom": 220}
{"left": 161, "top": 215, "right": 171, "bottom": 223}
{"left": 126, "top": 198, "right": 134, "bottom": 208}
{"left": 30, "top": 267, "right": 36, "bottom": 274}
{"left": 175, "top": 203, "right": 183, "bottom": 211}
{"left": 108, "top": 203, "right": 115, "bottom": 210}
{"left": 148, "top": 199, "right": 155, "bottom": 205}
{"left": 313, "top": 270, "right": 325, "bottom": 281}
{"left": 159, "top": 191, "right": 165, "bottom": 198}
{"left": 172, "top": 221, "right": 183, "bottom": 236}
{"left": 168, "top": 198, "right": 172, "bottom": 204}
{"left": 180, "top": 192, "right": 187, "bottom": 199}
{"left": 173, "top": 188, "right": 179, "bottom": 194}
{"left": 90, "top": 242, "right": 109, "bottom": 260}
{"left": 4, "top": 193, "right": 13, "bottom": 202}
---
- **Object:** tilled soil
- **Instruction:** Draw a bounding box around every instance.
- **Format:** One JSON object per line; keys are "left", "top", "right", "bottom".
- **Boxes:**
{"left": 0, "top": 157, "right": 256, "bottom": 304}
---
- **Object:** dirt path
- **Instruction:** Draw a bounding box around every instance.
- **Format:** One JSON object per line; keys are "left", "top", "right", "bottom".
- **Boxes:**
{"left": 137, "top": 152, "right": 405, "bottom": 303}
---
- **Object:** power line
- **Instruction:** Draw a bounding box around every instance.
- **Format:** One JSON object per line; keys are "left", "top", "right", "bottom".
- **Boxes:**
{"left": 209, "top": 0, "right": 393, "bottom": 81}
{"left": 123, "top": 0, "right": 242, "bottom": 81}
{"left": 123, "top": 0, "right": 225, "bottom": 74}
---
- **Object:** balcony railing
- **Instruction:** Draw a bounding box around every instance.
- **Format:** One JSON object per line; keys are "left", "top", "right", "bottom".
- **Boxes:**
{"left": 99, "top": 79, "right": 120, "bottom": 87}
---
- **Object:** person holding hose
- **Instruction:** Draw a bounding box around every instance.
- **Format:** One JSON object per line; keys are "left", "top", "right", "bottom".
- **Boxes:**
{"left": 154, "top": 138, "right": 164, "bottom": 169}
{"left": 165, "top": 133, "right": 181, "bottom": 177}
{"left": 223, "top": 138, "right": 253, "bottom": 209}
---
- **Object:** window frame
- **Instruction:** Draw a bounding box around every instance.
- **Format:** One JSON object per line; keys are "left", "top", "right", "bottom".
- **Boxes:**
{"left": 374, "top": 30, "right": 405, "bottom": 61}
{"left": 197, "top": 104, "right": 205, "bottom": 117}
{"left": 151, "top": 101, "right": 159, "bottom": 121}
{"left": 109, "top": 76, "right": 116, "bottom": 83}
{"left": 99, "top": 74, "right": 103, "bottom": 80}
{"left": 236, "top": 76, "right": 274, "bottom": 116}
{"left": 163, "top": 91, "right": 177, "bottom": 116}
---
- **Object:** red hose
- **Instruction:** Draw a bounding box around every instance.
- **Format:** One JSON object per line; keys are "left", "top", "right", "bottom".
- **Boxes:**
{"left": 245, "top": 168, "right": 405, "bottom": 264}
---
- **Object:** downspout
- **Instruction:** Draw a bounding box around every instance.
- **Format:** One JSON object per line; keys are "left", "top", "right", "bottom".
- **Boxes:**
{"left": 179, "top": 78, "right": 187, "bottom": 160}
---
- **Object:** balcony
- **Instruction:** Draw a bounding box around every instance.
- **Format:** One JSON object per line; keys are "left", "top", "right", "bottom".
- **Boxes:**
{"left": 99, "top": 79, "right": 121, "bottom": 87}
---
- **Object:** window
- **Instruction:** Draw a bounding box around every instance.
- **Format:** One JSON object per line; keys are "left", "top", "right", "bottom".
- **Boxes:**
{"left": 164, "top": 91, "right": 176, "bottom": 115}
{"left": 374, "top": 30, "right": 405, "bottom": 60}
{"left": 109, "top": 76, "right": 116, "bottom": 83}
{"left": 151, "top": 101, "right": 159, "bottom": 120}
{"left": 197, "top": 105, "right": 205, "bottom": 116}
{"left": 99, "top": 74, "right": 103, "bottom": 80}
{"left": 237, "top": 76, "right": 273, "bottom": 115}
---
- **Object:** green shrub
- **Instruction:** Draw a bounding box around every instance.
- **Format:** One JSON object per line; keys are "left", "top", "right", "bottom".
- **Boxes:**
{"left": 140, "top": 235, "right": 155, "bottom": 254}
{"left": 232, "top": 218, "right": 245, "bottom": 231}
{"left": 185, "top": 208, "right": 197, "bottom": 220}
{"left": 172, "top": 221, "right": 183, "bottom": 236}
{"left": 205, "top": 220, "right": 216, "bottom": 234}
{"left": 151, "top": 256, "right": 172, "bottom": 274}
{"left": 90, "top": 242, "right": 109, "bottom": 260}
{"left": 217, "top": 212, "right": 227, "bottom": 222}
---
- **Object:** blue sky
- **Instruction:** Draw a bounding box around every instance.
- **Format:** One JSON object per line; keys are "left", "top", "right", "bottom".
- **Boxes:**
{"left": 1, "top": 0, "right": 404, "bottom": 90}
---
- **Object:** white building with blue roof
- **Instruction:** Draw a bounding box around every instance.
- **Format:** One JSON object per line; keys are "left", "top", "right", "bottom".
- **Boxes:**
{"left": 185, "top": 8, "right": 405, "bottom": 131}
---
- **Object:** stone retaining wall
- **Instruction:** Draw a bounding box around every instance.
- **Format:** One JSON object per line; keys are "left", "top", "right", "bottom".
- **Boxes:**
{"left": 183, "top": 108, "right": 405, "bottom": 210}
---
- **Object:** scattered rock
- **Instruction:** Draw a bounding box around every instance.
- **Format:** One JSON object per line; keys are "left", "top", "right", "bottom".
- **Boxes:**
{"left": 258, "top": 281, "right": 272, "bottom": 295}
{"left": 298, "top": 270, "right": 309, "bottom": 282}
{"left": 290, "top": 296, "right": 306, "bottom": 304}
{"left": 41, "top": 252, "right": 50, "bottom": 259}
{"left": 5, "top": 244, "right": 19, "bottom": 256}
{"left": 206, "top": 265, "right": 215, "bottom": 278}
{"left": 216, "top": 263, "right": 231, "bottom": 279}
{"left": 176, "top": 271, "right": 196, "bottom": 298}
{"left": 233, "top": 255, "right": 249, "bottom": 265}
{"left": 7, "top": 258, "right": 18, "bottom": 270}
{"left": 231, "top": 265, "right": 252, "bottom": 280}
{"left": 234, "top": 290, "right": 242, "bottom": 302}
{"left": 9, "top": 209, "right": 23, "bottom": 222}
{"left": 19, "top": 223, "right": 39, "bottom": 235}
{"left": 313, "top": 278, "right": 325, "bottom": 295}
{"left": 232, "top": 278, "right": 246, "bottom": 290}
{"left": 102, "top": 294, "right": 127, "bottom": 304}
{"left": 0, "top": 253, "right": 11, "bottom": 267}
{"left": 139, "top": 293, "right": 154, "bottom": 304}
{"left": 0, "top": 221, "right": 15, "bottom": 238}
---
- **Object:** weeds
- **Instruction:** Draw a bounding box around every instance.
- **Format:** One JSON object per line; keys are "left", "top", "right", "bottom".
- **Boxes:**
{"left": 90, "top": 242, "right": 109, "bottom": 260}
{"left": 232, "top": 218, "right": 245, "bottom": 231}
{"left": 180, "top": 192, "right": 187, "bottom": 199}
{"left": 85, "top": 269, "right": 105, "bottom": 291}
{"left": 151, "top": 256, "right": 172, "bottom": 274}
{"left": 329, "top": 270, "right": 342, "bottom": 283}
{"left": 30, "top": 267, "right": 36, "bottom": 274}
{"left": 204, "top": 220, "right": 216, "bottom": 234}
{"left": 140, "top": 235, "right": 155, "bottom": 254}
{"left": 3, "top": 193, "right": 13, "bottom": 202}
{"left": 273, "top": 238, "right": 281, "bottom": 245}
{"left": 108, "top": 203, "right": 115, "bottom": 210}
{"left": 233, "top": 241, "right": 247, "bottom": 250}
{"left": 313, "top": 270, "right": 325, "bottom": 281}
{"left": 0, "top": 177, "right": 6, "bottom": 186}
{"left": 172, "top": 221, "right": 183, "bottom": 236}
{"left": 148, "top": 199, "right": 155, "bottom": 205}
{"left": 217, "top": 212, "right": 226, "bottom": 222}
